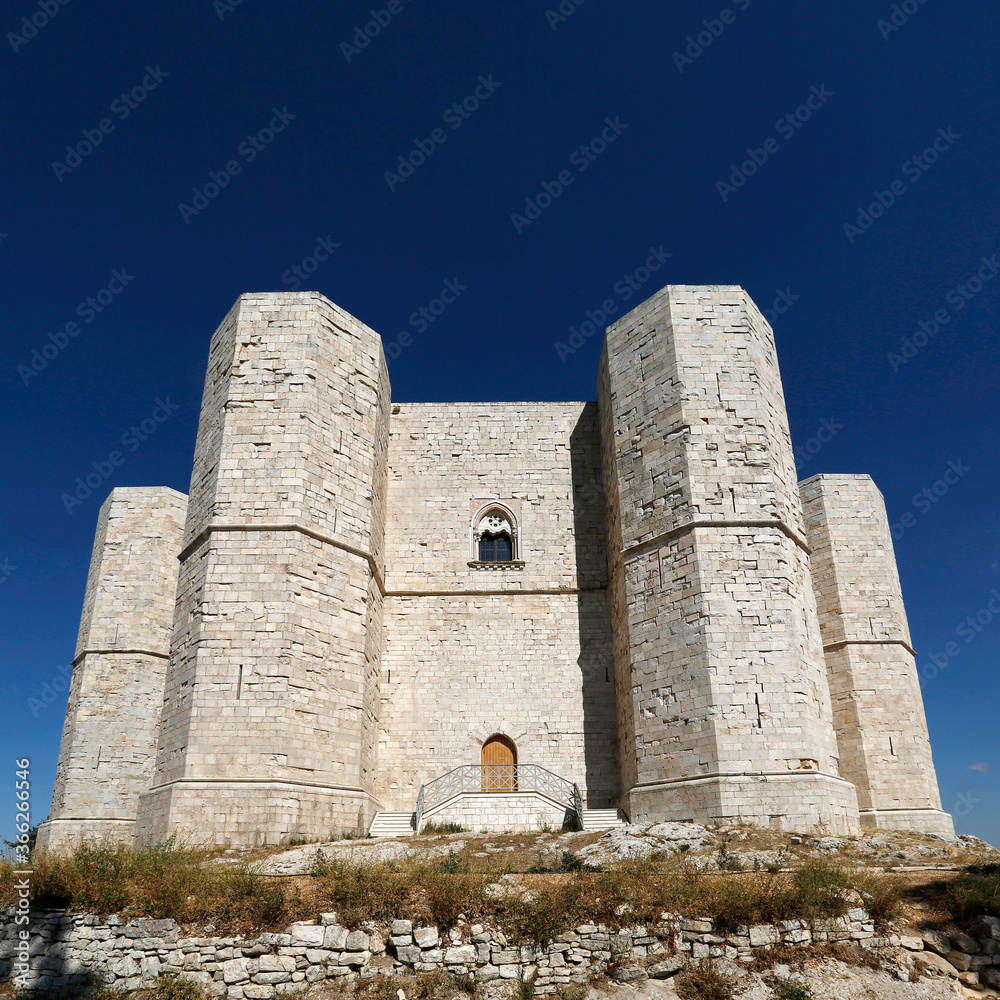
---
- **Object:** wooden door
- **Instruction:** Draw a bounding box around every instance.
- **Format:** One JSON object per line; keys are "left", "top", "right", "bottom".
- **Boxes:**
{"left": 481, "top": 735, "right": 517, "bottom": 792}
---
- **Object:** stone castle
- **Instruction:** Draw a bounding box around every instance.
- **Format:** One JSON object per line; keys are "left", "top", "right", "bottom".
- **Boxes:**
{"left": 37, "top": 285, "right": 954, "bottom": 851}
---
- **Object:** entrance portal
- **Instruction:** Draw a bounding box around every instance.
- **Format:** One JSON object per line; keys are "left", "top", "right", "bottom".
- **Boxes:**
{"left": 481, "top": 735, "right": 517, "bottom": 792}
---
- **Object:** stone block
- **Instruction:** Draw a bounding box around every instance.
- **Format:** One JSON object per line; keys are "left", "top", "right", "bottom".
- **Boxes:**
{"left": 324, "top": 927, "right": 349, "bottom": 950}
{"left": 414, "top": 927, "right": 440, "bottom": 949}
{"left": 288, "top": 925, "right": 324, "bottom": 947}
{"left": 344, "top": 931, "right": 369, "bottom": 952}
{"left": 223, "top": 959, "right": 250, "bottom": 984}
{"left": 923, "top": 931, "right": 951, "bottom": 956}
{"left": 749, "top": 926, "right": 780, "bottom": 948}
{"left": 257, "top": 956, "right": 296, "bottom": 973}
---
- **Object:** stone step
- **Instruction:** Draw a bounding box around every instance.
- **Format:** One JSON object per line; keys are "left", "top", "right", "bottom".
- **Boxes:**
{"left": 368, "top": 812, "right": 415, "bottom": 837}
{"left": 581, "top": 808, "right": 627, "bottom": 831}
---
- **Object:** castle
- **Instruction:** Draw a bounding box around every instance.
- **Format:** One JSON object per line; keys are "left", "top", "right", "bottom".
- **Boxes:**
{"left": 37, "top": 285, "right": 954, "bottom": 850}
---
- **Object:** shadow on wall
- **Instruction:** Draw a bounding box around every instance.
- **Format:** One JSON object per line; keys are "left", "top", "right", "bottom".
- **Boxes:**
{"left": 570, "top": 403, "right": 620, "bottom": 808}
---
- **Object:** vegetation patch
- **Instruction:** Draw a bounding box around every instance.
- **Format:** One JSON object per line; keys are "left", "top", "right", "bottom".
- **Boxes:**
{"left": 87, "top": 974, "right": 208, "bottom": 1000}
{"left": 947, "top": 862, "right": 1000, "bottom": 921}
{"left": 675, "top": 962, "right": 734, "bottom": 1000}
{"left": 0, "top": 839, "right": 290, "bottom": 931}
{"left": 2, "top": 840, "right": 906, "bottom": 943}
{"left": 420, "top": 822, "right": 464, "bottom": 835}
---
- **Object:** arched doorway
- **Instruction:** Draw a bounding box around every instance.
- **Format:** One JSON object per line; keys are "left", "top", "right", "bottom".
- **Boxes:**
{"left": 481, "top": 735, "right": 517, "bottom": 792}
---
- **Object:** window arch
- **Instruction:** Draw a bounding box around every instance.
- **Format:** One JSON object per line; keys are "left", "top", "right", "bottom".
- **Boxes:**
{"left": 471, "top": 503, "right": 519, "bottom": 563}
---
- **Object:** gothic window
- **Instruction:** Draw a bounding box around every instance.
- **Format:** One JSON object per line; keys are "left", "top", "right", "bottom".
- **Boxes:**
{"left": 471, "top": 504, "right": 519, "bottom": 563}
{"left": 479, "top": 525, "right": 513, "bottom": 562}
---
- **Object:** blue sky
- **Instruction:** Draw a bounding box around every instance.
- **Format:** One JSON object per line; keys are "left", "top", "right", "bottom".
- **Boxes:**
{"left": 2, "top": 0, "right": 997, "bottom": 846}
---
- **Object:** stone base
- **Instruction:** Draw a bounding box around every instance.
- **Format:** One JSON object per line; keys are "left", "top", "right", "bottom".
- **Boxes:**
{"left": 860, "top": 807, "right": 956, "bottom": 839}
{"left": 134, "top": 780, "right": 381, "bottom": 848}
{"left": 35, "top": 818, "right": 135, "bottom": 854}
{"left": 622, "top": 772, "right": 862, "bottom": 836}
{"left": 423, "top": 792, "right": 574, "bottom": 833}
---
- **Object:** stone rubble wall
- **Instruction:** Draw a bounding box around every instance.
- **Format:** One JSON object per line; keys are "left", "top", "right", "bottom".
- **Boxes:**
{"left": 36, "top": 487, "right": 188, "bottom": 854}
{"left": 800, "top": 474, "right": 953, "bottom": 839}
{"left": 598, "top": 285, "right": 859, "bottom": 834}
{"left": 9, "top": 903, "right": 971, "bottom": 998}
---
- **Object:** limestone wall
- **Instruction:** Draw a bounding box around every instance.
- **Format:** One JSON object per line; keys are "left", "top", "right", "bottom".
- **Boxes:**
{"left": 377, "top": 403, "right": 618, "bottom": 812}
{"left": 135, "top": 293, "right": 391, "bottom": 847}
{"left": 36, "top": 487, "right": 188, "bottom": 853}
{"left": 599, "top": 285, "right": 860, "bottom": 833}
{"left": 800, "top": 474, "right": 953, "bottom": 837}
{"left": 424, "top": 792, "right": 573, "bottom": 832}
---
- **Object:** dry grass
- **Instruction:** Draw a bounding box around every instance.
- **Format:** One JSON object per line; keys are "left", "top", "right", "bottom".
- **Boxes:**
{"left": 675, "top": 962, "right": 735, "bottom": 1000}
{"left": 2, "top": 839, "right": 906, "bottom": 943}
{"left": 82, "top": 974, "right": 209, "bottom": 1000}
{"left": 311, "top": 853, "right": 901, "bottom": 941}
{"left": 913, "top": 862, "right": 1000, "bottom": 933}
{"left": 330, "top": 969, "right": 476, "bottom": 1000}
{"left": 947, "top": 863, "right": 1000, "bottom": 920}
{"left": 0, "top": 839, "right": 291, "bottom": 932}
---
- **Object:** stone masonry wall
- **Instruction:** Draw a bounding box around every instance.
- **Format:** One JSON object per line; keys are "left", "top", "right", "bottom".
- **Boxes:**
{"left": 3, "top": 903, "right": 930, "bottom": 998}
{"left": 135, "top": 293, "right": 390, "bottom": 847}
{"left": 598, "top": 285, "right": 860, "bottom": 834}
{"left": 424, "top": 792, "right": 573, "bottom": 832}
{"left": 36, "top": 487, "right": 188, "bottom": 853}
{"left": 800, "top": 474, "right": 954, "bottom": 838}
{"left": 377, "top": 402, "right": 618, "bottom": 812}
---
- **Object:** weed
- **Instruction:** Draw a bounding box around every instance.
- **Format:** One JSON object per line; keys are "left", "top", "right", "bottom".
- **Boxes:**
{"left": 435, "top": 850, "right": 468, "bottom": 874}
{"left": 774, "top": 982, "right": 815, "bottom": 1000}
{"left": 513, "top": 970, "right": 537, "bottom": 1000}
{"left": 0, "top": 838, "right": 288, "bottom": 930}
{"left": 676, "top": 962, "right": 734, "bottom": 1000}
{"left": 949, "top": 863, "right": 1000, "bottom": 921}
{"left": 850, "top": 869, "right": 904, "bottom": 923}
{"left": 715, "top": 840, "right": 743, "bottom": 873}
{"left": 525, "top": 851, "right": 600, "bottom": 875}
{"left": 88, "top": 974, "right": 207, "bottom": 1000}
{"left": 422, "top": 822, "right": 464, "bottom": 835}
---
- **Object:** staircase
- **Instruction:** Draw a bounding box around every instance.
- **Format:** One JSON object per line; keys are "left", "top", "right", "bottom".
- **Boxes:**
{"left": 368, "top": 812, "right": 416, "bottom": 838}
{"left": 581, "top": 808, "right": 627, "bottom": 831}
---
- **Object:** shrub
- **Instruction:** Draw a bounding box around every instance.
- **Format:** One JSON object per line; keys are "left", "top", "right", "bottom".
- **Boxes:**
{"left": 526, "top": 851, "right": 601, "bottom": 874}
{"left": 948, "top": 863, "right": 1000, "bottom": 921}
{"left": 310, "top": 853, "right": 416, "bottom": 926}
{"left": 676, "top": 962, "right": 734, "bottom": 1000}
{"left": 774, "top": 982, "right": 815, "bottom": 1000}
{"left": 790, "top": 860, "right": 852, "bottom": 922}
{"left": 850, "top": 869, "right": 904, "bottom": 923}
{"left": 435, "top": 850, "right": 468, "bottom": 874}
{"left": 513, "top": 970, "right": 537, "bottom": 1000}
{"left": 87, "top": 973, "right": 207, "bottom": 1000}
{"left": 421, "top": 822, "right": 464, "bottom": 834}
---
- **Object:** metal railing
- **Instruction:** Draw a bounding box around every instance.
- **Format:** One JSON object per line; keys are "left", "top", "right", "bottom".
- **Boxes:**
{"left": 415, "top": 764, "right": 583, "bottom": 832}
